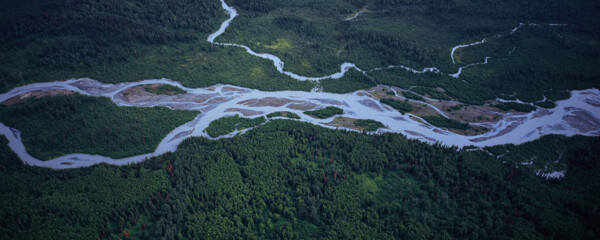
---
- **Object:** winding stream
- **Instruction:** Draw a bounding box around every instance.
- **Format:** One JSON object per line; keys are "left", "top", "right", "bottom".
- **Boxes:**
{"left": 1, "top": 79, "right": 599, "bottom": 169}
{"left": 0, "top": 1, "right": 598, "bottom": 169}
{"left": 210, "top": 0, "right": 566, "bottom": 81}
{"left": 344, "top": 10, "right": 364, "bottom": 21}
{"left": 208, "top": 0, "right": 364, "bottom": 82}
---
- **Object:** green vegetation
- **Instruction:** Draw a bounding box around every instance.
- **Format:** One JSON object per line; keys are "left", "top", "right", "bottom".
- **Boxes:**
{"left": 0, "top": 136, "right": 171, "bottom": 239}
{"left": 151, "top": 121, "right": 600, "bottom": 239}
{"left": 446, "top": 105, "right": 463, "bottom": 112}
{"left": 144, "top": 85, "right": 187, "bottom": 95}
{"left": 267, "top": 111, "right": 301, "bottom": 119}
{"left": 225, "top": 0, "right": 596, "bottom": 73}
{"left": 2, "top": 1, "right": 600, "bottom": 239}
{"left": 402, "top": 91, "right": 425, "bottom": 101}
{"left": 205, "top": 115, "right": 266, "bottom": 137}
{"left": 422, "top": 115, "right": 471, "bottom": 130}
{"left": 495, "top": 102, "right": 537, "bottom": 112}
{"left": 535, "top": 101, "right": 557, "bottom": 109}
{"left": 371, "top": 70, "right": 497, "bottom": 105}
{"left": 2, "top": 120, "right": 599, "bottom": 239}
{"left": 319, "top": 68, "right": 375, "bottom": 93}
{"left": 484, "top": 134, "right": 594, "bottom": 174}
{"left": 380, "top": 98, "right": 413, "bottom": 114}
{"left": 222, "top": 0, "right": 599, "bottom": 104}
{"left": 1, "top": 0, "right": 597, "bottom": 106}
{"left": 0, "top": 0, "right": 315, "bottom": 93}
{"left": 412, "top": 86, "right": 451, "bottom": 101}
{"left": 303, "top": 106, "right": 344, "bottom": 119}
{"left": 458, "top": 28, "right": 600, "bottom": 103}
{"left": 354, "top": 119, "right": 385, "bottom": 131}
{"left": 0, "top": 94, "right": 198, "bottom": 160}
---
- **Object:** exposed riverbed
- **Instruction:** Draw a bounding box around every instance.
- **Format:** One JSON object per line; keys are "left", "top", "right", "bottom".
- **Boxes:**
{"left": 0, "top": 78, "right": 599, "bottom": 169}
{"left": 0, "top": 1, "right": 597, "bottom": 170}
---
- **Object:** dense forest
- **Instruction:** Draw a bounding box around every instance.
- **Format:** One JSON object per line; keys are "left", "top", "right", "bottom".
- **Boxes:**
{"left": 0, "top": 136, "right": 171, "bottom": 239}
{"left": 0, "top": 0, "right": 598, "bottom": 106}
{"left": 0, "top": 94, "right": 198, "bottom": 160}
{"left": 319, "top": 68, "right": 375, "bottom": 93}
{"left": 222, "top": 0, "right": 600, "bottom": 103}
{"left": 205, "top": 115, "right": 266, "bottom": 138}
{"left": 380, "top": 98, "right": 413, "bottom": 114}
{"left": 0, "top": 1, "right": 599, "bottom": 239}
{"left": 0, "top": 0, "right": 317, "bottom": 93}
{"left": 494, "top": 102, "right": 537, "bottom": 113}
{"left": 1, "top": 120, "right": 598, "bottom": 239}
{"left": 304, "top": 106, "right": 344, "bottom": 119}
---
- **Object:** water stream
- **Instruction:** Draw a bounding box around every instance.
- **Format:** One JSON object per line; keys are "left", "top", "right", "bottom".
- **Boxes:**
{"left": 0, "top": 1, "right": 596, "bottom": 169}
{"left": 0, "top": 78, "right": 598, "bottom": 169}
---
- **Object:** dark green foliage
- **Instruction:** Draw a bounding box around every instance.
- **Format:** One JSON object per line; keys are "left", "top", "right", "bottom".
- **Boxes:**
{"left": 446, "top": 105, "right": 463, "bottom": 112}
{"left": 0, "top": 94, "right": 198, "bottom": 160}
{"left": 495, "top": 102, "right": 537, "bottom": 112}
{"left": 498, "top": 93, "right": 517, "bottom": 100}
{"left": 1, "top": 120, "right": 599, "bottom": 239}
{"left": 0, "top": 0, "right": 224, "bottom": 66}
{"left": 354, "top": 119, "right": 385, "bottom": 131}
{"left": 484, "top": 134, "right": 593, "bottom": 173}
{"left": 0, "top": 0, "right": 225, "bottom": 88}
{"left": 459, "top": 28, "right": 600, "bottom": 103}
{"left": 205, "top": 115, "right": 266, "bottom": 137}
{"left": 422, "top": 115, "right": 471, "bottom": 130}
{"left": 320, "top": 69, "right": 376, "bottom": 93}
{"left": 0, "top": 0, "right": 315, "bottom": 93}
{"left": 412, "top": 87, "right": 451, "bottom": 101}
{"left": 380, "top": 98, "right": 413, "bottom": 114}
{"left": 371, "top": 70, "right": 496, "bottom": 105}
{"left": 225, "top": 0, "right": 598, "bottom": 74}
{"left": 535, "top": 101, "right": 557, "bottom": 109}
{"left": 144, "top": 85, "right": 187, "bottom": 95}
{"left": 0, "top": 136, "right": 171, "bottom": 239}
{"left": 150, "top": 120, "right": 600, "bottom": 239}
{"left": 304, "top": 106, "right": 344, "bottom": 119}
{"left": 1, "top": 0, "right": 597, "bottom": 102}
{"left": 267, "top": 111, "right": 301, "bottom": 119}
{"left": 221, "top": 0, "right": 599, "bottom": 103}
{"left": 267, "top": 112, "right": 283, "bottom": 118}
{"left": 1, "top": 1, "right": 599, "bottom": 239}
{"left": 402, "top": 91, "right": 425, "bottom": 101}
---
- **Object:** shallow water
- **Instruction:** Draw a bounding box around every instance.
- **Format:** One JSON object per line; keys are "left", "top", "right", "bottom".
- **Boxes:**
{"left": 0, "top": 78, "right": 598, "bottom": 169}
{"left": 0, "top": 2, "right": 594, "bottom": 169}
